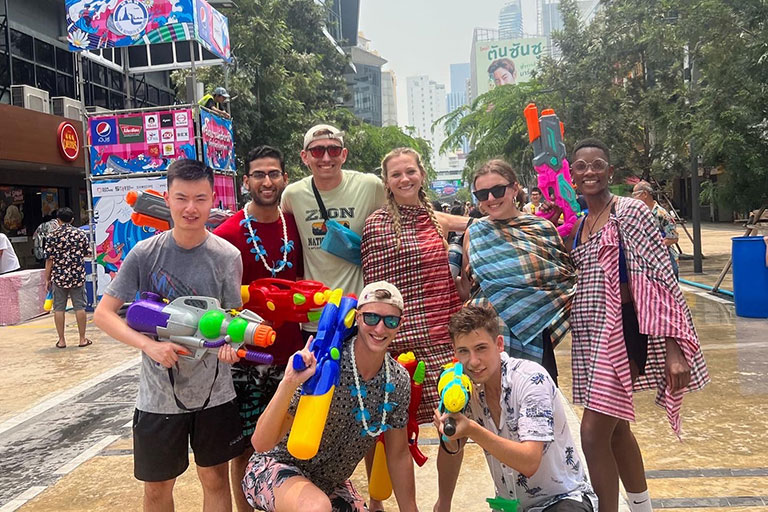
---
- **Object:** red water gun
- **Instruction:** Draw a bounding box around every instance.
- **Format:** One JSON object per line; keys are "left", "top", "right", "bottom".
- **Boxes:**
{"left": 397, "top": 352, "right": 428, "bottom": 466}
{"left": 241, "top": 278, "right": 329, "bottom": 328}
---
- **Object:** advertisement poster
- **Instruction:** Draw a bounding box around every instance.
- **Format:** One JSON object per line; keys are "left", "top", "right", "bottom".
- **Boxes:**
{"left": 92, "top": 176, "right": 166, "bottom": 292}
{"left": 66, "top": 0, "right": 195, "bottom": 52}
{"left": 89, "top": 109, "right": 196, "bottom": 176}
{"left": 0, "top": 187, "right": 27, "bottom": 237}
{"left": 475, "top": 37, "right": 547, "bottom": 95}
{"left": 213, "top": 173, "right": 237, "bottom": 210}
{"left": 200, "top": 109, "right": 235, "bottom": 172}
{"left": 429, "top": 180, "right": 463, "bottom": 197}
{"left": 40, "top": 188, "right": 59, "bottom": 217}
{"left": 194, "top": 0, "right": 231, "bottom": 62}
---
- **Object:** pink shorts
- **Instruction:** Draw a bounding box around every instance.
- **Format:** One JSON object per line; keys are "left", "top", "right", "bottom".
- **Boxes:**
{"left": 242, "top": 456, "right": 367, "bottom": 512}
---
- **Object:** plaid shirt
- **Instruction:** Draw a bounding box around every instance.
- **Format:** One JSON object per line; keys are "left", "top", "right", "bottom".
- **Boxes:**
{"left": 570, "top": 197, "right": 709, "bottom": 436}
{"left": 467, "top": 214, "right": 576, "bottom": 362}
{"left": 48, "top": 223, "right": 90, "bottom": 288}
{"left": 361, "top": 205, "right": 461, "bottom": 423}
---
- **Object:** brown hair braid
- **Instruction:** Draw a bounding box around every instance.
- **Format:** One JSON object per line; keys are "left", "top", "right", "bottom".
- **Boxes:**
{"left": 381, "top": 147, "right": 447, "bottom": 251}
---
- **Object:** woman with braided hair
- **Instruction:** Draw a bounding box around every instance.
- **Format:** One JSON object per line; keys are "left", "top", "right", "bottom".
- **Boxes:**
{"left": 361, "top": 147, "right": 465, "bottom": 510}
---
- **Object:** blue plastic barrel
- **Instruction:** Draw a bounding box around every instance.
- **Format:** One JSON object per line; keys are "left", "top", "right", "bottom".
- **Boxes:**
{"left": 84, "top": 258, "right": 95, "bottom": 312}
{"left": 732, "top": 236, "right": 768, "bottom": 318}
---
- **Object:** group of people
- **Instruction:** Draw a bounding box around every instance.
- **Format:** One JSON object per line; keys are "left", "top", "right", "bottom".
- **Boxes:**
{"left": 92, "top": 122, "right": 709, "bottom": 512}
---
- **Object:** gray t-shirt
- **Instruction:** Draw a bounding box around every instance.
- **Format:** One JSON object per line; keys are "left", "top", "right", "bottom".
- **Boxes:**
{"left": 263, "top": 339, "right": 410, "bottom": 494}
{"left": 105, "top": 230, "right": 243, "bottom": 414}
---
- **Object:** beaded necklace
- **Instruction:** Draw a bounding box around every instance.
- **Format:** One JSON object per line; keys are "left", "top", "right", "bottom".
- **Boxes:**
{"left": 239, "top": 202, "right": 294, "bottom": 276}
{"left": 349, "top": 338, "right": 395, "bottom": 437}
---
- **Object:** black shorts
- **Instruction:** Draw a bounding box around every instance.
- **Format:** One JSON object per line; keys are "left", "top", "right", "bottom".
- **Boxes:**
{"left": 542, "top": 494, "right": 595, "bottom": 512}
{"left": 133, "top": 399, "right": 246, "bottom": 482}
{"left": 622, "top": 302, "right": 648, "bottom": 375}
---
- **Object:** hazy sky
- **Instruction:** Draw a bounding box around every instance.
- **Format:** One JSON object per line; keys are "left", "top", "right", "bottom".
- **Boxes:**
{"left": 358, "top": 1, "right": 538, "bottom": 126}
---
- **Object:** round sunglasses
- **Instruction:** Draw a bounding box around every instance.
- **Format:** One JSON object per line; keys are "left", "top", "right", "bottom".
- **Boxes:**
{"left": 571, "top": 158, "right": 609, "bottom": 173}
{"left": 361, "top": 312, "right": 402, "bottom": 329}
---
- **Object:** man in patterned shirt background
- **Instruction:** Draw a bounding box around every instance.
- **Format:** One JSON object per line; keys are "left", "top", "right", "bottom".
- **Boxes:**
{"left": 632, "top": 181, "right": 680, "bottom": 278}
{"left": 45, "top": 207, "right": 92, "bottom": 348}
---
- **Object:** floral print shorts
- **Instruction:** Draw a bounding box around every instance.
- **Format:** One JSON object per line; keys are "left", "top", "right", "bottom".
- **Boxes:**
{"left": 242, "top": 456, "right": 368, "bottom": 512}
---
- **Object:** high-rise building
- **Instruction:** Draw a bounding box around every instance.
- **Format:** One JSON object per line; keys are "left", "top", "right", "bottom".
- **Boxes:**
{"left": 407, "top": 76, "right": 448, "bottom": 169}
{"left": 381, "top": 70, "right": 398, "bottom": 127}
{"left": 499, "top": 1, "right": 524, "bottom": 39}
{"left": 450, "top": 63, "right": 471, "bottom": 95}
{"left": 344, "top": 34, "right": 387, "bottom": 126}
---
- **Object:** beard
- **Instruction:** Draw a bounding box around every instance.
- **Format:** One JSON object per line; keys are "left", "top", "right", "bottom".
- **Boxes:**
{"left": 249, "top": 188, "right": 282, "bottom": 207}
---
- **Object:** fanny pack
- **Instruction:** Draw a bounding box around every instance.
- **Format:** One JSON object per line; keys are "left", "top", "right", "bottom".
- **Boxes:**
{"left": 311, "top": 179, "right": 362, "bottom": 266}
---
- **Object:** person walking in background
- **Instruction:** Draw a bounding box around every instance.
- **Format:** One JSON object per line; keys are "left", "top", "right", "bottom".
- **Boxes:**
{"left": 45, "top": 207, "right": 91, "bottom": 348}
{"left": 632, "top": 181, "right": 680, "bottom": 278}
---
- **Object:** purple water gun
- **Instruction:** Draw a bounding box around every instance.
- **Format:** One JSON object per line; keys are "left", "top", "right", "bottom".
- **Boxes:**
{"left": 125, "top": 292, "right": 276, "bottom": 363}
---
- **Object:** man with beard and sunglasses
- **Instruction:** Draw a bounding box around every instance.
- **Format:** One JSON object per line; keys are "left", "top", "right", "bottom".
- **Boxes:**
{"left": 214, "top": 145, "right": 305, "bottom": 512}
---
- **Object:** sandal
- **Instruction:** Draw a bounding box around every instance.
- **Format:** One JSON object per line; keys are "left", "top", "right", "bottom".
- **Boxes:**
{"left": 55, "top": 340, "right": 66, "bottom": 349}
{"left": 78, "top": 339, "right": 93, "bottom": 348}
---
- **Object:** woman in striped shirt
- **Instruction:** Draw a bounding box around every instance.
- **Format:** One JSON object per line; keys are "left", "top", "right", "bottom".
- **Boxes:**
{"left": 566, "top": 138, "right": 709, "bottom": 512}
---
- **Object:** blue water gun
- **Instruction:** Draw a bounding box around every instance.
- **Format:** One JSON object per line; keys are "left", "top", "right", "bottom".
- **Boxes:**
{"left": 286, "top": 289, "right": 357, "bottom": 459}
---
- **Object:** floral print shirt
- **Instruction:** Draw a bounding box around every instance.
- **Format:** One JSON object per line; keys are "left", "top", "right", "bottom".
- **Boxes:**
{"left": 468, "top": 353, "right": 597, "bottom": 511}
{"left": 47, "top": 223, "right": 90, "bottom": 288}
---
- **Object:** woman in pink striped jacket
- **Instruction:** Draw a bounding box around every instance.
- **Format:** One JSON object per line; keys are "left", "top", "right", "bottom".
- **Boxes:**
{"left": 565, "top": 138, "right": 709, "bottom": 512}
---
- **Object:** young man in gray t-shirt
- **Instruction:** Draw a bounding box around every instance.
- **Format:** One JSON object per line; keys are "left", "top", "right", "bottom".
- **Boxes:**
{"left": 94, "top": 159, "right": 245, "bottom": 511}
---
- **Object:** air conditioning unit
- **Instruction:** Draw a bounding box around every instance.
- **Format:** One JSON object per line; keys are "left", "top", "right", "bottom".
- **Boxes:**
{"left": 11, "top": 85, "right": 51, "bottom": 114}
{"left": 52, "top": 96, "right": 83, "bottom": 120}
{"left": 86, "top": 105, "right": 111, "bottom": 115}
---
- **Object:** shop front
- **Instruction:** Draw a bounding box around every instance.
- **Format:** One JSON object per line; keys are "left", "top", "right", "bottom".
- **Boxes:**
{"left": 0, "top": 103, "right": 86, "bottom": 270}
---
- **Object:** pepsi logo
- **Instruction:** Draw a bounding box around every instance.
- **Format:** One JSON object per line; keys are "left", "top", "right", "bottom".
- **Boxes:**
{"left": 96, "top": 122, "right": 112, "bottom": 137}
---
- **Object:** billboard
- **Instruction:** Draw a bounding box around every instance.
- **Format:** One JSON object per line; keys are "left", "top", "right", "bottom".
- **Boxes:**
{"left": 92, "top": 176, "right": 166, "bottom": 292}
{"left": 194, "top": 0, "right": 231, "bottom": 62}
{"left": 88, "top": 109, "right": 196, "bottom": 176}
{"left": 200, "top": 109, "right": 235, "bottom": 173}
{"left": 474, "top": 38, "right": 547, "bottom": 96}
{"left": 66, "top": 0, "right": 195, "bottom": 51}
{"left": 430, "top": 180, "right": 464, "bottom": 197}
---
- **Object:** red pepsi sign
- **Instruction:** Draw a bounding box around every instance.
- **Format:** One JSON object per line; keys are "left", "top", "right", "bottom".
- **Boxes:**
{"left": 90, "top": 119, "right": 118, "bottom": 146}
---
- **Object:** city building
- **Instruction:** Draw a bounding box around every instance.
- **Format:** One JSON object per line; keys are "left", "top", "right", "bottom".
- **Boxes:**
{"left": 343, "top": 34, "right": 387, "bottom": 126}
{"left": 499, "top": 1, "right": 524, "bottom": 39}
{"left": 450, "top": 63, "right": 471, "bottom": 96}
{"left": 381, "top": 69, "right": 398, "bottom": 127}
{"left": 407, "top": 75, "right": 448, "bottom": 169}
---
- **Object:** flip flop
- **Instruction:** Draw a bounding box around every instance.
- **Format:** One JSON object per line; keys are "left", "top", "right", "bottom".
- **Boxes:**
{"left": 55, "top": 340, "right": 66, "bottom": 349}
{"left": 78, "top": 339, "right": 93, "bottom": 348}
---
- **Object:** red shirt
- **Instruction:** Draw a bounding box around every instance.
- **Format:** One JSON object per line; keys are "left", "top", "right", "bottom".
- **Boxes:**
{"left": 214, "top": 209, "right": 304, "bottom": 365}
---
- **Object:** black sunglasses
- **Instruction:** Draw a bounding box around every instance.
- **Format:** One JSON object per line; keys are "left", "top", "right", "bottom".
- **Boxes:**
{"left": 473, "top": 184, "right": 512, "bottom": 201}
{"left": 361, "top": 312, "right": 402, "bottom": 329}
{"left": 307, "top": 145, "right": 344, "bottom": 158}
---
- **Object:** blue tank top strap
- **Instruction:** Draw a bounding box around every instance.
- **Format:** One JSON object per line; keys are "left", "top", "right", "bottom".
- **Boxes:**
{"left": 573, "top": 217, "right": 586, "bottom": 250}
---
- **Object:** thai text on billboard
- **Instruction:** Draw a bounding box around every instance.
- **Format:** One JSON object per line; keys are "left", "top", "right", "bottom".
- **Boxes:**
{"left": 200, "top": 109, "right": 235, "bottom": 172}
{"left": 475, "top": 38, "right": 547, "bottom": 96}
{"left": 88, "top": 109, "right": 196, "bottom": 176}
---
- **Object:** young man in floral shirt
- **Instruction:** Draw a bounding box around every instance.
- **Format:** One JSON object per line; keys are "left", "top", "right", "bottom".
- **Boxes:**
{"left": 436, "top": 305, "right": 597, "bottom": 512}
{"left": 45, "top": 207, "right": 92, "bottom": 348}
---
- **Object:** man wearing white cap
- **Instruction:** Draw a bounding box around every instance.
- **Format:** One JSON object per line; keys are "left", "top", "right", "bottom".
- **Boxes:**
{"left": 281, "top": 124, "right": 385, "bottom": 318}
{"left": 245, "top": 281, "right": 419, "bottom": 511}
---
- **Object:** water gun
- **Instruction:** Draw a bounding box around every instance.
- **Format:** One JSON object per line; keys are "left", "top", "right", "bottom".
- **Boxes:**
{"left": 241, "top": 279, "right": 330, "bottom": 328}
{"left": 125, "top": 189, "right": 232, "bottom": 231}
{"left": 125, "top": 292, "right": 276, "bottom": 363}
{"left": 397, "top": 352, "right": 428, "bottom": 465}
{"left": 523, "top": 103, "right": 582, "bottom": 237}
{"left": 437, "top": 360, "right": 473, "bottom": 442}
{"left": 368, "top": 352, "right": 428, "bottom": 501}
{"left": 287, "top": 289, "right": 357, "bottom": 459}
{"left": 487, "top": 496, "right": 520, "bottom": 512}
{"left": 44, "top": 290, "right": 53, "bottom": 311}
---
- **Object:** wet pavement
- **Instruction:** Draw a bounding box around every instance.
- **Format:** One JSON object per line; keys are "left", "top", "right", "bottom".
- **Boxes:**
{"left": 1, "top": 223, "right": 766, "bottom": 511}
